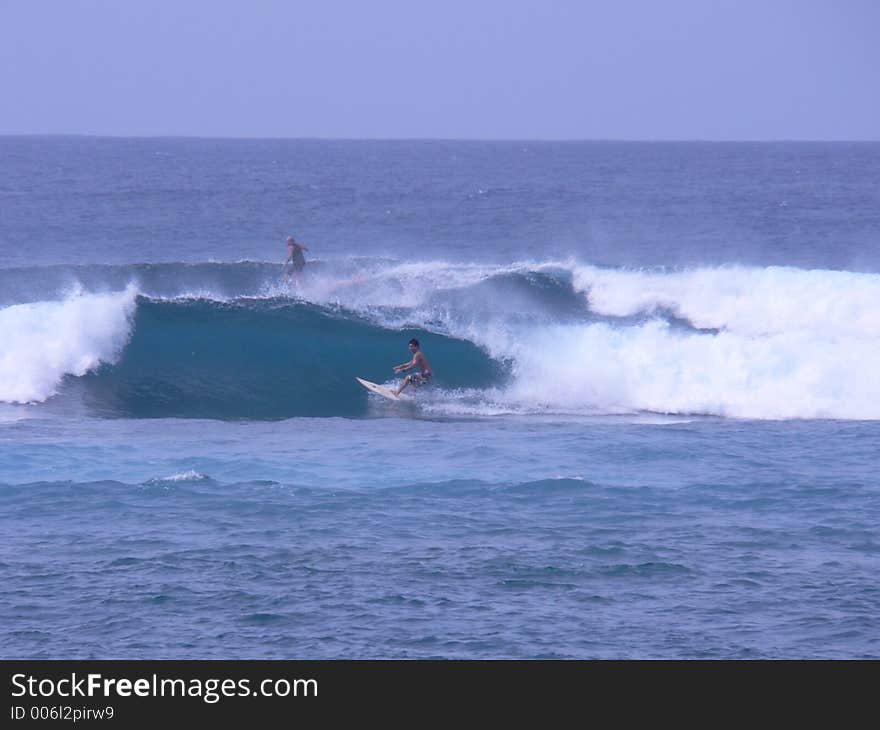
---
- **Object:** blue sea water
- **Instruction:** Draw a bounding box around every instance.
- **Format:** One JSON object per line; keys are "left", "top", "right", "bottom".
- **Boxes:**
{"left": 1, "top": 138, "right": 879, "bottom": 658}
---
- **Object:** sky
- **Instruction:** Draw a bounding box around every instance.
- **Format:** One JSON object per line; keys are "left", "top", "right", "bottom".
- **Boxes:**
{"left": 1, "top": 0, "right": 878, "bottom": 140}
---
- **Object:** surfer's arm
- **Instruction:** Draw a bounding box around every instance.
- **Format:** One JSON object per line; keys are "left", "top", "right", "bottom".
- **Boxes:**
{"left": 394, "top": 357, "right": 415, "bottom": 372}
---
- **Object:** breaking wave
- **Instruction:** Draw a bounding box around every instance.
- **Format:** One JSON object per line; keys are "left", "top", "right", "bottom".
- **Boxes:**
{"left": 2, "top": 258, "right": 879, "bottom": 420}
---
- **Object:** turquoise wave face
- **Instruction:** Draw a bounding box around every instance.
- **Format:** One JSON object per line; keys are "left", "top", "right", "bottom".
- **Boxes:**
{"left": 72, "top": 298, "right": 508, "bottom": 419}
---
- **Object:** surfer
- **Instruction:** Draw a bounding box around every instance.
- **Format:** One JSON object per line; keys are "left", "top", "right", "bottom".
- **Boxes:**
{"left": 393, "top": 338, "right": 433, "bottom": 396}
{"left": 282, "top": 235, "right": 310, "bottom": 285}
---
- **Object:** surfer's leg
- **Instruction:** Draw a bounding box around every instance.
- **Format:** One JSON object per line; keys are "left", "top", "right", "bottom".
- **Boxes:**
{"left": 395, "top": 375, "right": 411, "bottom": 396}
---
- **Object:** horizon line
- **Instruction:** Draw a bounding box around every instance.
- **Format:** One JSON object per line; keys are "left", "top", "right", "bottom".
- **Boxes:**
{"left": 2, "top": 133, "right": 878, "bottom": 144}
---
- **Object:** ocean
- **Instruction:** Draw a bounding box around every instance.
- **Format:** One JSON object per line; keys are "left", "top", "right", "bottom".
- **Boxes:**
{"left": 1, "top": 138, "right": 878, "bottom": 659}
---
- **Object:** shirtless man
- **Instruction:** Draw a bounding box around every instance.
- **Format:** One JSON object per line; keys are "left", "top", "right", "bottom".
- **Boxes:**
{"left": 393, "top": 338, "right": 433, "bottom": 396}
{"left": 282, "top": 235, "right": 310, "bottom": 285}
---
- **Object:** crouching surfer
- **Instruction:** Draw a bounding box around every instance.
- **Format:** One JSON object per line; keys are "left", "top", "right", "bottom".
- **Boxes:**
{"left": 393, "top": 338, "right": 433, "bottom": 396}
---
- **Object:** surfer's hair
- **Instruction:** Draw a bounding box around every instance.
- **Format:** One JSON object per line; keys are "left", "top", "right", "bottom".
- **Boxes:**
{"left": 409, "top": 338, "right": 420, "bottom": 348}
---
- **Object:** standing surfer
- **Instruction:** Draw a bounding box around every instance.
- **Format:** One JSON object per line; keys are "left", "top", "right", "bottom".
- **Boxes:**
{"left": 283, "top": 235, "right": 310, "bottom": 285}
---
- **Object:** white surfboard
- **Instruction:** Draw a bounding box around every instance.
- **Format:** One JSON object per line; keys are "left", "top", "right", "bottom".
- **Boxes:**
{"left": 356, "top": 377, "right": 411, "bottom": 402}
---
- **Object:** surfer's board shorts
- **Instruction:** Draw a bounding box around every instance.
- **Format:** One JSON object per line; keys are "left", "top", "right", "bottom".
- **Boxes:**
{"left": 409, "top": 372, "right": 433, "bottom": 388}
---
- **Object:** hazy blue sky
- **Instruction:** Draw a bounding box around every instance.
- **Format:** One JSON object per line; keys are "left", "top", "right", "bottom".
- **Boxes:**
{"left": 1, "top": 0, "right": 878, "bottom": 139}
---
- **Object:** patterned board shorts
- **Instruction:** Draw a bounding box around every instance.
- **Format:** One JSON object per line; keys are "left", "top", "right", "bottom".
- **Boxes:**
{"left": 409, "top": 372, "right": 433, "bottom": 388}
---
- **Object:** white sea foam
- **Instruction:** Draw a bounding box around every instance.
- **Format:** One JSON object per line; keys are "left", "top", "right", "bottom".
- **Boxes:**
{"left": 572, "top": 264, "right": 880, "bottom": 337}
{"left": 485, "top": 320, "right": 880, "bottom": 419}
{"left": 148, "top": 470, "right": 210, "bottom": 483}
{"left": 0, "top": 285, "right": 137, "bottom": 404}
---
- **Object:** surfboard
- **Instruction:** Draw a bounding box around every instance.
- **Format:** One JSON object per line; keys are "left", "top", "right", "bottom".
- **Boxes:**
{"left": 356, "top": 377, "right": 411, "bottom": 402}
